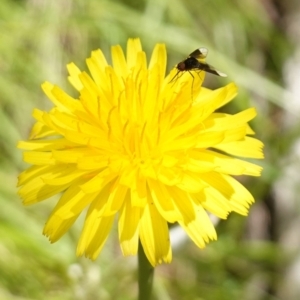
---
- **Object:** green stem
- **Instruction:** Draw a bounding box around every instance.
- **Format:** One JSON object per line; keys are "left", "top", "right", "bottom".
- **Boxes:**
{"left": 138, "top": 242, "right": 154, "bottom": 300}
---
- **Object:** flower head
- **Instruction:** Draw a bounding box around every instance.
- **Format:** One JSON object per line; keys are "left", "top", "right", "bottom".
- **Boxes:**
{"left": 17, "top": 38, "right": 263, "bottom": 266}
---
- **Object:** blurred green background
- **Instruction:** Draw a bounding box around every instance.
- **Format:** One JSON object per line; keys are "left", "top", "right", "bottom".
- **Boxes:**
{"left": 1, "top": 0, "right": 300, "bottom": 299}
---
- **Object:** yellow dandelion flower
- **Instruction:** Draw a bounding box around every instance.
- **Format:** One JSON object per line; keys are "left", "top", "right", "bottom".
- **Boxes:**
{"left": 17, "top": 38, "right": 264, "bottom": 266}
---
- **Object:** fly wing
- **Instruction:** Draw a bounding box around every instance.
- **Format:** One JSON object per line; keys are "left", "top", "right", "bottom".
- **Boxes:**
{"left": 200, "top": 62, "right": 227, "bottom": 77}
{"left": 188, "top": 48, "right": 208, "bottom": 63}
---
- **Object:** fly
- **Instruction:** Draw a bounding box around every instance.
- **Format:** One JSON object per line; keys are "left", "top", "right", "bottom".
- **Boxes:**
{"left": 170, "top": 47, "right": 227, "bottom": 83}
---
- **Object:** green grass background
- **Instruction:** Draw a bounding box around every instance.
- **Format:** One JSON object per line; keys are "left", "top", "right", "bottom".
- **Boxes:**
{"left": 1, "top": 0, "right": 300, "bottom": 299}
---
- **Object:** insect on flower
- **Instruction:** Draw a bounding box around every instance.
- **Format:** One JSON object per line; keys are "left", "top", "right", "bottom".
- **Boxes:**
{"left": 170, "top": 47, "right": 227, "bottom": 83}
